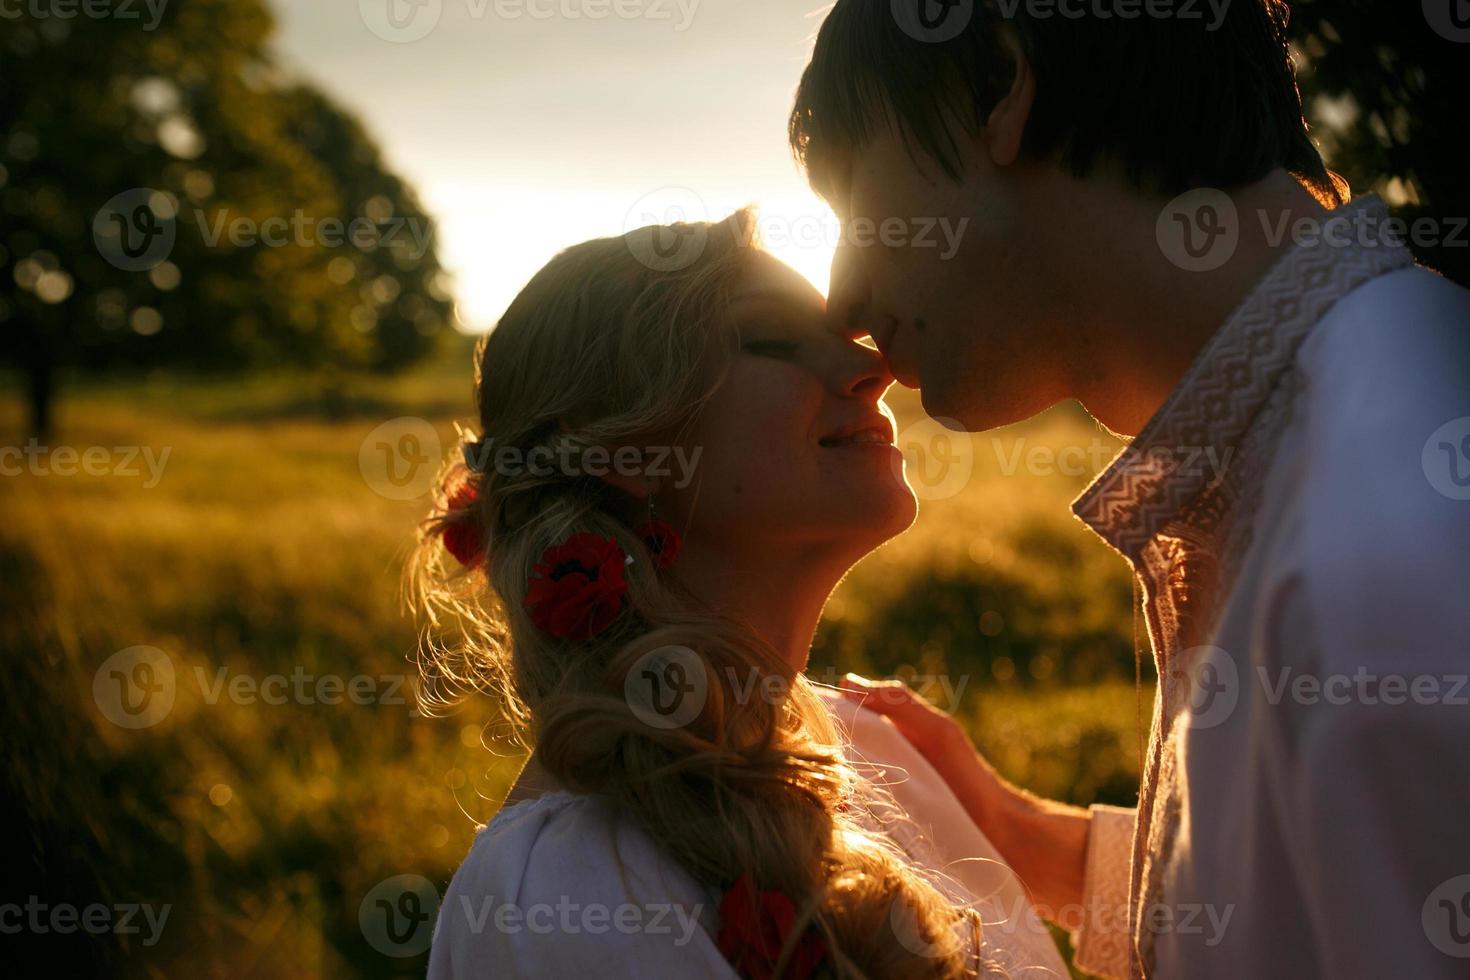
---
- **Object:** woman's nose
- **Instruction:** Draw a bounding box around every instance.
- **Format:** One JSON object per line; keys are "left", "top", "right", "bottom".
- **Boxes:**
{"left": 836, "top": 340, "right": 893, "bottom": 401}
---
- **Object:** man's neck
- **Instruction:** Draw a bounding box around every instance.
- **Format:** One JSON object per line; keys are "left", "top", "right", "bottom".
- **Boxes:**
{"left": 1061, "top": 169, "right": 1332, "bottom": 435}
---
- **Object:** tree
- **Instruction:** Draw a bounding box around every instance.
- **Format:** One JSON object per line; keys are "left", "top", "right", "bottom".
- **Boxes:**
{"left": 0, "top": 0, "right": 456, "bottom": 438}
{"left": 1293, "top": 0, "right": 1470, "bottom": 286}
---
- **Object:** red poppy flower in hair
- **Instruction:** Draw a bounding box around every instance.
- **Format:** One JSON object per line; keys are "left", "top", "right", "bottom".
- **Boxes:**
{"left": 634, "top": 518, "right": 682, "bottom": 568}
{"left": 522, "top": 533, "right": 629, "bottom": 641}
{"left": 716, "top": 874, "right": 829, "bottom": 980}
{"left": 441, "top": 480, "right": 486, "bottom": 567}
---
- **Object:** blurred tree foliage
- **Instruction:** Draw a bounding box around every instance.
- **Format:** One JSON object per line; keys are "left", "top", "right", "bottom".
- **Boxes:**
{"left": 1293, "top": 0, "right": 1470, "bottom": 286}
{"left": 0, "top": 0, "right": 456, "bottom": 438}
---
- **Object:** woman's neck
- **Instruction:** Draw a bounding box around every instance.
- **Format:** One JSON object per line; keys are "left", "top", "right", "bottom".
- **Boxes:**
{"left": 505, "top": 540, "right": 848, "bottom": 805}
{"left": 670, "top": 539, "right": 848, "bottom": 673}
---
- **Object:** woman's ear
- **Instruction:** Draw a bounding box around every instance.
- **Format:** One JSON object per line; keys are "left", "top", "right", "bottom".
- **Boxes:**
{"left": 983, "top": 34, "right": 1036, "bottom": 168}
{"left": 598, "top": 467, "right": 653, "bottom": 500}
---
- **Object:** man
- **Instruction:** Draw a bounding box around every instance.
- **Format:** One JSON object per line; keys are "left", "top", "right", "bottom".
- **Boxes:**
{"left": 792, "top": 1, "right": 1470, "bottom": 977}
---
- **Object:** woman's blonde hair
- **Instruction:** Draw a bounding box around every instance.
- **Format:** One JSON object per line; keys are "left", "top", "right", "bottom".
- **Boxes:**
{"left": 407, "top": 210, "right": 986, "bottom": 977}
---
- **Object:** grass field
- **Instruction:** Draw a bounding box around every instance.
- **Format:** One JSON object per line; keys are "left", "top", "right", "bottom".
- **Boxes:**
{"left": 1, "top": 347, "right": 1152, "bottom": 978}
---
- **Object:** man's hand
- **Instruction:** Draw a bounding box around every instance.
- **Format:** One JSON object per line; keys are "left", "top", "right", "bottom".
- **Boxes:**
{"left": 838, "top": 673, "right": 1093, "bottom": 930}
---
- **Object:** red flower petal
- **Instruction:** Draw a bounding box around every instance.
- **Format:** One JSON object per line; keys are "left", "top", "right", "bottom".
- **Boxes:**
{"left": 522, "top": 533, "right": 629, "bottom": 640}
{"left": 717, "top": 875, "right": 828, "bottom": 980}
{"left": 442, "top": 520, "right": 484, "bottom": 566}
{"left": 440, "top": 479, "right": 485, "bottom": 566}
{"left": 634, "top": 518, "right": 682, "bottom": 567}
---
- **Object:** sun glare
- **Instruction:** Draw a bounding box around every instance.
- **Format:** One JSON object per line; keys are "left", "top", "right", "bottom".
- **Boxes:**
{"left": 424, "top": 184, "right": 838, "bottom": 333}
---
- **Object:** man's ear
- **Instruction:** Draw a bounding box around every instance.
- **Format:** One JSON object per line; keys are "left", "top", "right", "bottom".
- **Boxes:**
{"left": 983, "top": 35, "right": 1036, "bottom": 168}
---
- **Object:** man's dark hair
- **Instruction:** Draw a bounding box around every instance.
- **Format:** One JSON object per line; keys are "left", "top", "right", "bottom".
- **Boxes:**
{"left": 789, "top": 0, "right": 1340, "bottom": 202}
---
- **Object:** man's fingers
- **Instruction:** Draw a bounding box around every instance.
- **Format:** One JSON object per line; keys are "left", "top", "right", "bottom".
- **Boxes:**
{"left": 839, "top": 673, "right": 928, "bottom": 711}
{"left": 838, "top": 673, "right": 950, "bottom": 746}
{"left": 839, "top": 673, "right": 905, "bottom": 703}
{"left": 836, "top": 673, "right": 907, "bottom": 711}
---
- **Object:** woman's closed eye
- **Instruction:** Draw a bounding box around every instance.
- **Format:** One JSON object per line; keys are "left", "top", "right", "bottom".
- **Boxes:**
{"left": 740, "top": 337, "right": 801, "bottom": 358}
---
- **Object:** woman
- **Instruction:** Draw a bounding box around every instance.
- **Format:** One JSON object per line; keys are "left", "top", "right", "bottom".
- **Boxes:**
{"left": 409, "top": 210, "right": 1066, "bottom": 978}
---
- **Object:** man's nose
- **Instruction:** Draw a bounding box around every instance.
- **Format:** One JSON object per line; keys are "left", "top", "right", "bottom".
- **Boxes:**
{"left": 826, "top": 240, "right": 870, "bottom": 336}
{"left": 828, "top": 241, "right": 901, "bottom": 360}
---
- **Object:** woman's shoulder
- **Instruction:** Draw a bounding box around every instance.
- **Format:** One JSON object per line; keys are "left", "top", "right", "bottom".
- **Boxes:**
{"left": 446, "top": 790, "right": 712, "bottom": 909}
{"left": 428, "top": 790, "right": 737, "bottom": 980}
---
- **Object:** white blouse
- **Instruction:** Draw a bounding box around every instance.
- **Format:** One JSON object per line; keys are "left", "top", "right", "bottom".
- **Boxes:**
{"left": 427, "top": 688, "right": 1068, "bottom": 978}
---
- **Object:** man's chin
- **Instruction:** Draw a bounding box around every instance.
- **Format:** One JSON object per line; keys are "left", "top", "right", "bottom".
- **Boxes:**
{"left": 910, "top": 355, "right": 1033, "bottom": 432}
{"left": 922, "top": 383, "right": 1062, "bottom": 435}
{"left": 917, "top": 380, "right": 982, "bottom": 431}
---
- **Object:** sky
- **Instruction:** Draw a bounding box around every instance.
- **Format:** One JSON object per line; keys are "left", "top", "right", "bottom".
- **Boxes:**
{"left": 270, "top": 0, "right": 841, "bottom": 332}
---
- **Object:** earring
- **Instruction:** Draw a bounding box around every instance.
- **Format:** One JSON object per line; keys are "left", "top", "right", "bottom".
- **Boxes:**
{"left": 634, "top": 495, "right": 681, "bottom": 568}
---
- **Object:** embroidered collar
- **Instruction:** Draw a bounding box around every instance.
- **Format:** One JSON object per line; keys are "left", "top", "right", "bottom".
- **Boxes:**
{"left": 1071, "top": 195, "right": 1414, "bottom": 563}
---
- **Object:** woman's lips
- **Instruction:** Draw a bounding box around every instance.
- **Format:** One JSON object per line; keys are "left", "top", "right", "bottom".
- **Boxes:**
{"left": 819, "top": 423, "right": 895, "bottom": 448}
